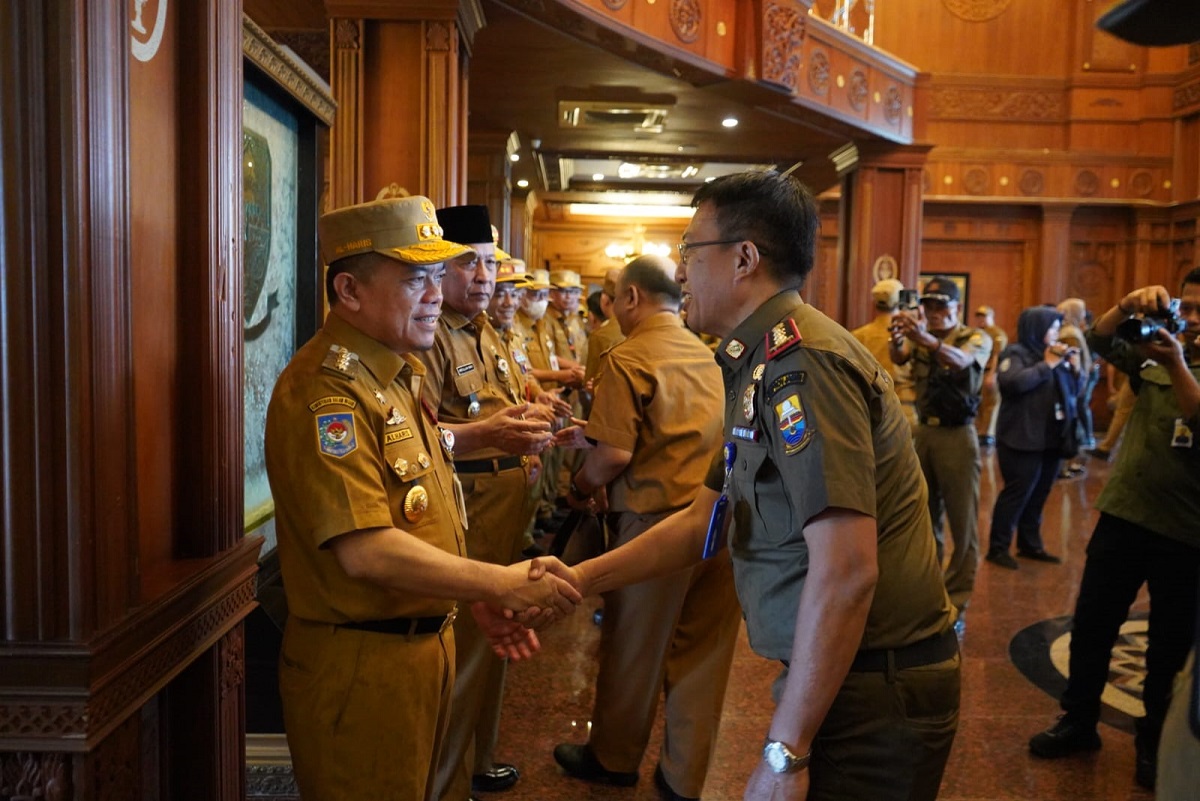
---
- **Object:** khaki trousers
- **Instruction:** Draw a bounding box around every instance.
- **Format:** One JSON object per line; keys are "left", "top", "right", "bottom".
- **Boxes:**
{"left": 975, "top": 381, "right": 1000, "bottom": 440}
{"left": 914, "top": 423, "right": 981, "bottom": 611}
{"left": 435, "top": 463, "right": 533, "bottom": 801}
{"left": 589, "top": 510, "right": 742, "bottom": 798}
{"left": 280, "top": 616, "right": 454, "bottom": 801}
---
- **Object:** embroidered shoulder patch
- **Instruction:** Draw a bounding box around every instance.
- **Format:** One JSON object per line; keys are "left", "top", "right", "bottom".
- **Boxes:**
{"left": 321, "top": 346, "right": 359, "bottom": 379}
{"left": 308, "top": 396, "right": 357, "bottom": 412}
{"left": 774, "top": 393, "right": 814, "bottom": 455}
{"left": 765, "top": 319, "right": 802, "bottom": 360}
{"left": 767, "top": 371, "right": 807, "bottom": 399}
{"left": 316, "top": 413, "right": 358, "bottom": 458}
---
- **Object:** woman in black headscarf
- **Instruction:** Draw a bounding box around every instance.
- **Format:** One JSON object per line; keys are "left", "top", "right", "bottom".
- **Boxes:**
{"left": 984, "top": 305, "right": 1083, "bottom": 569}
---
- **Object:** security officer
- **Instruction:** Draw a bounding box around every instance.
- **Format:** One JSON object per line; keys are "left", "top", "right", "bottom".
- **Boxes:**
{"left": 264, "top": 196, "right": 578, "bottom": 801}
{"left": 543, "top": 171, "right": 960, "bottom": 801}
{"left": 890, "top": 276, "right": 992, "bottom": 620}
{"left": 552, "top": 255, "right": 741, "bottom": 801}
{"left": 973, "top": 305, "right": 1008, "bottom": 449}
{"left": 851, "top": 278, "right": 917, "bottom": 428}
{"left": 421, "top": 205, "right": 554, "bottom": 801}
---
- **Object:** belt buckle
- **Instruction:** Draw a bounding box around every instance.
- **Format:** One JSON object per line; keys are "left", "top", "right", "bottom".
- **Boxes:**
{"left": 440, "top": 605, "right": 458, "bottom": 634}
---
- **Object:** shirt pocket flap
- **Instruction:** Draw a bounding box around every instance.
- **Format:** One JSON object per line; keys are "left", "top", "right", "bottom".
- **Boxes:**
{"left": 453, "top": 369, "right": 484, "bottom": 398}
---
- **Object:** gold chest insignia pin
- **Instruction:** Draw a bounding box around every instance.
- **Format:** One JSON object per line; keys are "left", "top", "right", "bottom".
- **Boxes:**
{"left": 403, "top": 485, "right": 429, "bottom": 522}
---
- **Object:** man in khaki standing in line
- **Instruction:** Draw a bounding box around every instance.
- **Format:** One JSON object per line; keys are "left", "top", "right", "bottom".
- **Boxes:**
{"left": 973, "top": 305, "right": 1008, "bottom": 449}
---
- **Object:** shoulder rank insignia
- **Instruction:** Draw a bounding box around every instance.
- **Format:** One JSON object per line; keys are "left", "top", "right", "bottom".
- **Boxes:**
{"left": 774, "top": 393, "right": 814, "bottom": 456}
{"left": 321, "top": 345, "right": 360, "bottom": 379}
{"left": 765, "top": 319, "right": 802, "bottom": 361}
{"left": 316, "top": 413, "right": 358, "bottom": 458}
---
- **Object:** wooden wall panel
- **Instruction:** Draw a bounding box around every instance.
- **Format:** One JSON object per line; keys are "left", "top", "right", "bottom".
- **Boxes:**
{"left": 531, "top": 219, "right": 687, "bottom": 284}
{"left": 363, "top": 22, "right": 425, "bottom": 198}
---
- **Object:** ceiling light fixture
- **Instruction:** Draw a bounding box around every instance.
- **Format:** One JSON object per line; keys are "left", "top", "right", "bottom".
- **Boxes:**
{"left": 592, "top": 173, "right": 605, "bottom": 181}
{"left": 569, "top": 203, "right": 696, "bottom": 219}
{"left": 509, "top": 153, "right": 520, "bottom": 162}
{"left": 721, "top": 117, "right": 739, "bottom": 128}
{"left": 516, "top": 179, "right": 530, "bottom": 188}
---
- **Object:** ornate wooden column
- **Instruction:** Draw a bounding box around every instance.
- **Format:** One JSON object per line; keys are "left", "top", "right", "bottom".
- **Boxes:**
{"left": 325, "top": 0, "right": 484, "bottom": 208}
{"left": 1037, "top": 205, "right": 1075, "bottom": 304}
{"left": 468, "top": 128, "right": 516, "bottom": 242}
{"left": 836, "top": 142, "right": 932, "bottom": 329}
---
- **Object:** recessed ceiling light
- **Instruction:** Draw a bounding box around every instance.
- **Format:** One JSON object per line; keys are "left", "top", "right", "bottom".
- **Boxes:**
{"left": 509, "top": 153, "right": 520, "bottom": 162}
{"left": 516, "top": 179, "right": 529, "bottom": 188}
{"left": 592, "top": 173, "right": 605, "bottom": 181}
{"left": 568, "top": 203, "right": 696, "bottom": 219}
{"left": 705, "top": 176, "right": 717, "bottom": 182}
{"left": 721, "top": 117, "right": 739, "bottom": 128}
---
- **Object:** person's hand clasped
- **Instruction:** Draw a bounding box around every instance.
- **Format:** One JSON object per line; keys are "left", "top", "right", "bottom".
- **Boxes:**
{"left": 470, "top": 601, "right": 540, "bottom": 661}
{"left": 552, "top": 421, "right": 593, "bottom": 450}
{"left": 496, "top": 558, "right": 581, "bottom": 629}
{"left": 486, "top": 404, "right": 553, "bottom": 455}
{"left": 536, "top": 389, "right": 573, "bottom": 418}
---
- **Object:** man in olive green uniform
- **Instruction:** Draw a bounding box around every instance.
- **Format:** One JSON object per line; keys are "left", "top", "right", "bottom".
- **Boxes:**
{"left": 545, "top": 171, "right": 960, "bottom": 801}
{"left": 851, "top": 278, "right": 916, "bottom": 428}
{"left": 422, "top": 205, "right": 555, "bottom": 801}
{"left": 552, "top": 256, "right": 741, "bottom": 801}
{"left": 973, "top": 305, "right": 1008, "bottom": 449}
{"left": 584, "top": 267, "right": 626, "bottom": 385}
{"left": 890, "top": 277, "right": 992, "bottom": 619}
{"left": 265, "top": 197, "right": 577, "bottom": 801}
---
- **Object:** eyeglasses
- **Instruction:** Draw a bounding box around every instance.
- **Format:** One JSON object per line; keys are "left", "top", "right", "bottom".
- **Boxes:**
{"left": 676, "top": 238, "right": 743, "bottom": 265}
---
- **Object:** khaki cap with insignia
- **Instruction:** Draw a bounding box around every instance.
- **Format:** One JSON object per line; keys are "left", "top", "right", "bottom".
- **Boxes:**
{"left": 550, "top": 269, "right": 583, "bottom": 289}
{"left": 318, "top": 196, "right": 474, "bottom": 266}
{"left": 497, "top": 257, "right": 527, "bottom": 283}
{"left": 518, "top": 268, "right": 551, "bottom": 290}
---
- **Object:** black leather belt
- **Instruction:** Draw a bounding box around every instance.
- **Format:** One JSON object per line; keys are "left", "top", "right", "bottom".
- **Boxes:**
{"left": 849, "top": 628, "right": 959, "bottom": 672}
{"left": 455, "top": 455, "right": 525, "bottom": 474}
{"left": 337, "top": 608, "right": 457, "bottom": 637}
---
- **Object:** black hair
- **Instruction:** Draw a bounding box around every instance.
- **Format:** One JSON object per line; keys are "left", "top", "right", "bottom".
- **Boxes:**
{"left": 690, "top": 170, "right": 820, "bottom": 286}
{"left": 622, "top": 255, "right": 682, "bottom": 304}
{"left": 1183, "top": 265, "right": 1200, "bottom": 289}
{"left": 325, "top": 252, "right": 382, "bottom": 305}
{"left": 586, "top": 290, "right": 606, "bottom": 320}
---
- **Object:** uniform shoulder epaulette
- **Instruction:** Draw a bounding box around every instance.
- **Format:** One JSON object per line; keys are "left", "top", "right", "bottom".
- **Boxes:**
{"left": 321, "top": 345, "right": 360, "bottom": 380}
{"left": 765, "top": 318, "right": 803, "bottom": 361}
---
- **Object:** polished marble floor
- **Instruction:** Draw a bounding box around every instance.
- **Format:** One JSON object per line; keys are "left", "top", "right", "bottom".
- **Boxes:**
{"left": 491, "top": 450, "right": 1159, "bottom": 801}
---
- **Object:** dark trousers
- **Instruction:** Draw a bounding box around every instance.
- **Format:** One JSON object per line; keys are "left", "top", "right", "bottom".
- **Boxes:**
{"left": 987, "top": 445, "right": 1061, "bottom": 554}
{"left": 1061, "top": 513, "right": 1200, "bottom": 744}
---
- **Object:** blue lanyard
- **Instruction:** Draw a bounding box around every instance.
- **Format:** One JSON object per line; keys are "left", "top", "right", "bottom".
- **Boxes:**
{"left": 702, "top": 441, "right": 736, "bottom": 559}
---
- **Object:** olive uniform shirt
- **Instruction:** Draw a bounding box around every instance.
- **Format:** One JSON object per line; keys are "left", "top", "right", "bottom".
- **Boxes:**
{"left": 705, "top": 290, "right": 954, "bottom": 660}
{"left": 545, "top": 306, "right": 584, "bottom": 364}
{"left": 851, "top": 313, "right": 915, "bottom": 405}
{"left": 1087, "top": 331, "right": 1200, "bottom": 548}
{"left": 586, "top": 312, "right": 722, "bottom": 514}
{"left": 911, "top": 323, "right": 992, "bottom": 424}
{"left": 516, "top": 310, "right": 560, "bottom": 389}
{"left": 265, "top": 313, "right": 465, "bottom": 623}
{"left": 418, "top": 310, "right": 525, "bottom": 461}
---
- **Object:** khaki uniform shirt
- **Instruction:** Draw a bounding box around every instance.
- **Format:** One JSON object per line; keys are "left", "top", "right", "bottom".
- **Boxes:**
{"left": 516, "top": 311, "right": 559, "bottom": 388}
{"left": 586, "top": 313, "right": 722, "bottom": 515}
{"left": 911, "top": 323, "right": 992, "bottom": 424}
{"left": 265, "top": 313, "right": 465, "bottom": 624}
{"left": 851, "top": 313, "right": 915, "bottom": 403}
{"left": 585, "top": 317, "right": 625, "bottom": 384}
{"left": 417, "top": 310, "right": 524, "bottom": 461}
{"left": 705, "top": 291, "right": 954, "bottom": 659}
{"left": 983, "top": 324, "right": 1008, "bottom": 371}
{"left": 545, "top": 306, "right": 584, "bottom": 364}
{"left": 1089, "top": 332, "right": 1200, "bottom": 547}
{"left": 497, "top": 324, "right": 535, "bottom": 401}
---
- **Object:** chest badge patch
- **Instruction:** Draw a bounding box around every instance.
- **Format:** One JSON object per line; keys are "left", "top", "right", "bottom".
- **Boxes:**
{"left": 742, "top": 383, "right": 757, "bottom": 422}
{"left": 403, "top": 485, "right": 430, "bottom": 523}
{"left": 372, "top": 389, "right": 386, "bottom": 405}
{"left": 724, "top": 339, "right": 746, "bottom": 360}
{"left": 386, "top": 406, "right": 406, "bottom": 425}
{"left": 316, "top": 413, "right": 357, "bottom": 458}
{"left": 774, "top": 393, "right": 814, "bottom": 455}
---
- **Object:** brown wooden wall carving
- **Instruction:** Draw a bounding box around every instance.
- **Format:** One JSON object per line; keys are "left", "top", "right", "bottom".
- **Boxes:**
{"left": 669, "top": 0, "right": 702, "bottom": 44}
{"left": 762, "top": 1, "right": 805, "bottom": 90}
{"left": 930, "top": 87, "right": 1065, "bottom": 121}
{"left": 0, "top": 752, "right": 69, "bottom": 800}
{"left": 941, "top": 0, "right": 1012, "bottom": 23}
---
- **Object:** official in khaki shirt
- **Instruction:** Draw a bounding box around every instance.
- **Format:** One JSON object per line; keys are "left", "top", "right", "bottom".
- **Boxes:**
{"left": 973, "top": 305, "right": 1008, "bottom": 447}
{"left": 583, "top": 267, "right": 627, "bottom": 384}
{"left": 851, "top": 278, "right": 916, "bottom": 428}
{"left": 890, "top": 276, "right": 993, "bottom": 616}
{"left": 265, "top": 196, "right": 577, "bottom": 801}
{"left": 543, "top": 172, "right": 960, "bottom": 801}
{"left": 545, "top": 269, "right": 587, "bottom": 369}
{"left": 422, "top": 205, "right": 554, "bottom": 801}
{"left": 552, "top": 256, "right": 740, "bottom": 800}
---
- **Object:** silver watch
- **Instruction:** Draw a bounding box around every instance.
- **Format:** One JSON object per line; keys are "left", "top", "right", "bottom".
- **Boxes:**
{"left": 763, "top": 740, "right": 811, "bottom": 773}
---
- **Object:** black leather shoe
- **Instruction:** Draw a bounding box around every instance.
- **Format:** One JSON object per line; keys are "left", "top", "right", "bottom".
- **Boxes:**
{"left": 654, "top": 764, "right": 698, "bottom": 801}
{"left": 553, "top": 743, "right": 638, "bottom": 787}
{"left": 1085, "top": 447, "right": 1111, "bottom": 462}
{"left": 471, "top": 763, "right": 520, "bottom": 793}
{"left": 985, "top": 550, "right": 1019, "bottom": 570}
{"left": 1017, "top": 549, "right": 1062, "bottom": 564}
{"left": 1029, "top": 715, "right": 1101, "bottom": 758}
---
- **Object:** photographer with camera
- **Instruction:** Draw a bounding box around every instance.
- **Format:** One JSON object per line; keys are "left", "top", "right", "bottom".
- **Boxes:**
{"left": 1029, "top": 270, "right": 1200, "bottom": 790}
{"left": 890, "top": 276, "right": 992, "bottom": 625}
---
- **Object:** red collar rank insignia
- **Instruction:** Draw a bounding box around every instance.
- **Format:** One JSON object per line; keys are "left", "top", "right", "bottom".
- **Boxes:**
{"left": 765, "top": 319, "right": 802, "bottom": 360}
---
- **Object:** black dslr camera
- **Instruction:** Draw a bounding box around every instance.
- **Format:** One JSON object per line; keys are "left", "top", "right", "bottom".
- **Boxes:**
{"left": 1116, "top": 298, "right": 1184, "bottom": 343}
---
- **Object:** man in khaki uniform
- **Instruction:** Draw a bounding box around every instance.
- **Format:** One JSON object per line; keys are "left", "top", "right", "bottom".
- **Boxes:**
{"left": 584, "top": 267, "right": 626, "bottom": 385}
{"left": 890, "top": 276, "right": 992, "bottom": 621}
{"left": 422, "top": 205, "right": 556, "bottom": 801}
{"left": 542, "top": 171, "right": 959, "bottom": 801}
{"left": 552, "top": 255, "right": 740, "bottom": 801}
{"left": 973, "top": 305, "right": 1008, "bottom": 449}
{"left": 851, "top": 278, "right": 916, "bottom": 428}
{"left": 545, "top": 269, "right": 587, "bottom": 372}
{"left": 265, "top": 196, "right": 578, "bottom": 801}
{"left": 515, "top": 269, "right": 583, "bottom": 391}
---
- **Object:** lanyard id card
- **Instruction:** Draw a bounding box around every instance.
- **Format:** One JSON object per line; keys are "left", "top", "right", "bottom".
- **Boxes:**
{"left": 702, "top": 442, "right": 736, "bottom": 559}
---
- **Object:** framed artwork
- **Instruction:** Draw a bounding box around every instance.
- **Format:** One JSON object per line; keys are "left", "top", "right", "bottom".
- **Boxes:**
{"left": 919, "top": 272, "right": 970, "bottom": 311}
{"left": 241, "top": 15, "right": 334, "bottom": 552}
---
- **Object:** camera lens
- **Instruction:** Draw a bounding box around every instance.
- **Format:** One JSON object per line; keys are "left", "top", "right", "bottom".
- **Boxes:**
{"left": 1116, "top": 316, "right": 1162, "bottom": 343}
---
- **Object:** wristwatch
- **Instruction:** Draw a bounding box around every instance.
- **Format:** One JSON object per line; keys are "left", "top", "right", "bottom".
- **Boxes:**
{"left": 568, "top": 474, "right": 591, "bottom": 502}
{"left": 763, "top": 740, "right": 811, "bottom": 773}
